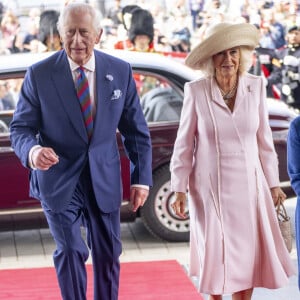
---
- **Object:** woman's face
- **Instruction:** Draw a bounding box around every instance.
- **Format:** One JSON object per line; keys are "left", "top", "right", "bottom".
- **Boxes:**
{"left": 213, "top": 47, "right": 240, "bottom": 78}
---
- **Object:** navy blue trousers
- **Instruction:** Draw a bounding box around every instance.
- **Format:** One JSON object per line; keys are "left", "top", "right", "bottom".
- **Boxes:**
{"left": 42, "top": 165, "right": 122, "bottom": 300}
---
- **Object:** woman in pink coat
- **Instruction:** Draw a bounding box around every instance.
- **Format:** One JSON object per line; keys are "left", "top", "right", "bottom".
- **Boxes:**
{"left": 170, "top": 22, "right": 296, "bottom": 300}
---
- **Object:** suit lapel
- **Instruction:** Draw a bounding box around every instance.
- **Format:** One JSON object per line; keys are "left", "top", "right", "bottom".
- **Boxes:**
{"left": 93, "top": 52, "right": 116, "bottom": 135}
{"left": 210, "top": 77, "right": 227, "bottom": 108}
{"left": 49, "top": 51, "right": 122, "bottom": 143}
{"left": 51, "top": 50, "right": 87, "bottom": 142}
{"left": 233, "top": 76, "right": 247, "bottom": 112}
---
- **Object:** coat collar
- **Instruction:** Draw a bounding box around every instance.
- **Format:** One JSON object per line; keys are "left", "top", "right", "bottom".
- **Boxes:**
{"left": 210, "top": 75, "right": 248, "bottom": 112}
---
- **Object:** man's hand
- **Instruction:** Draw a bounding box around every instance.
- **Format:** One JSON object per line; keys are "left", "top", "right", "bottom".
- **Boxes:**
{"left": 32, "top": 147, "right": 59, "bottom": 170}
{"left": 130, "top": 187, "right": 149, "bottom": 212}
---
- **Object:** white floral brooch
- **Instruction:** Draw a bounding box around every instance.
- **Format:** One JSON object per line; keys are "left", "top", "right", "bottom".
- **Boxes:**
{"left": 105, "top": 74, "right": 113, "bottom": 81}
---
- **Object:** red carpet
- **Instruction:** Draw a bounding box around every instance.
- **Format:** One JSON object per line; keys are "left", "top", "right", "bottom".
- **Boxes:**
{"left": 0, "top": 260, "right": 203, "bottom": 299}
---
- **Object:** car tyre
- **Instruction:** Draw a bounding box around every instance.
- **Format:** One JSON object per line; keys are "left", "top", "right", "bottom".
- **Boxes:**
{"left": 140, "top": 164, "right": 190, "bottom": 242}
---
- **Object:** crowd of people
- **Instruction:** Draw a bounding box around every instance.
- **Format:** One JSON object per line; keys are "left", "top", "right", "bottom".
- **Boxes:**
{"left": 5, "top": 1, "right": 300, "bottom": 300}
{"left": 0, "top": 1, "right": 297, "bottom": 52}
{"left": 0, "top": 0, "right": 299, "bottom": 109}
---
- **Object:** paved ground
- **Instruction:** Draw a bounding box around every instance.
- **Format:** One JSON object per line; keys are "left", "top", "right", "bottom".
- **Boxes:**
{"left": 0, "top": 198, "right": 299, "bottom": 299}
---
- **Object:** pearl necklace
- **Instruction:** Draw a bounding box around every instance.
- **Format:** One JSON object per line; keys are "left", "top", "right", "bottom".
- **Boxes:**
{"left": 217, "top": 79, "right": 238, "bottom": 104}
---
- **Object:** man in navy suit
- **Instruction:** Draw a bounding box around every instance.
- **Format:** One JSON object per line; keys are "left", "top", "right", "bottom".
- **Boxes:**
{"left": 10, "top": 3, "right": 152, "bottom": 300}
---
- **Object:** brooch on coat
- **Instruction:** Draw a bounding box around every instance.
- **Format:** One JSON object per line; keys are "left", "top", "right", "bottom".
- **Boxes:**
{"left": 105, "top": 74, "right": 122, "bottom": 100}
{"left": 105, "top": 74, "right": 113, "bottom": 81}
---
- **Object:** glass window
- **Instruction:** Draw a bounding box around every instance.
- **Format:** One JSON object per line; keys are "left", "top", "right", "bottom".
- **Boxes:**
{"left": 133, "top": 71, "right": 183, "bottom": 123}
{"left": 0, "top": 78, "right": 23, "bottom": 134}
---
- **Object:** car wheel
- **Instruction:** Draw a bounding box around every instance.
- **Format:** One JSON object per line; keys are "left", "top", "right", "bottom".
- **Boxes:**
{"left": 140, "top": 164, "right": 190, "bottom": 242}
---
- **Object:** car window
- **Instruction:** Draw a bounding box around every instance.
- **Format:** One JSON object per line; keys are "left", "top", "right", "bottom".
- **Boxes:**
{"left": 133, "top": 71, "right": 183, "bottom": 123}
{"left": 0, "top": 79, "right": 19, "bottom": 110}
{"left": 0, "top": 70, "right": 184, "bottom": 135}
{"left": 0, "top": 78, "right": 23, "bottom": 135}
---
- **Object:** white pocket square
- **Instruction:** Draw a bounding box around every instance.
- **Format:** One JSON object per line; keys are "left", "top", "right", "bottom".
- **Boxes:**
{"left": 111, "top": 89, "right": 122, "bottom": 100}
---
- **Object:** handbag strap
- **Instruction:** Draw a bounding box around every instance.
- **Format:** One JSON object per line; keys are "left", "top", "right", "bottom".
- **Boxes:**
{"left": 276, "top": 200, "right": 290, "bottom": 222}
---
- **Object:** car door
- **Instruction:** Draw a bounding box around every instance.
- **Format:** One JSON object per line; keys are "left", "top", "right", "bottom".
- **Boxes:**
{"left": 0, "top": 76, "right": 41, "bottom": 211}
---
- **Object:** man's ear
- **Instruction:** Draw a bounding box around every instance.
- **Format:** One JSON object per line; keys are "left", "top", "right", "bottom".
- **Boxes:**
{"left": 95, "top": 29, "right": 103, "bottom": 44}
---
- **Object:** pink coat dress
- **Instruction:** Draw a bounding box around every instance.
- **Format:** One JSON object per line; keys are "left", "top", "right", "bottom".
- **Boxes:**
{"left": 170, "top": 73, "right": 295, "bottom": 295}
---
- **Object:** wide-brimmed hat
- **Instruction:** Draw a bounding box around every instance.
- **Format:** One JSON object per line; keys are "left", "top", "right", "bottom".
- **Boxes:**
{"left": 185, "top": 22, "right": 259, "bottom": 70}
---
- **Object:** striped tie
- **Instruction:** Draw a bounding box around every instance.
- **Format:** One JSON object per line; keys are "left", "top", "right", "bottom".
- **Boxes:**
{"left": 76, "top": 66, "right": 93, "bottom": 140}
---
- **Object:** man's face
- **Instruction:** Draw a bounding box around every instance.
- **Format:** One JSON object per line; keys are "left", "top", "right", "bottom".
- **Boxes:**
{"left": 61, "top": 10, "right": 102, "bottom": 65}
{"left": 288, "top": 29, "right": 300, "bottom": 45}
{"left": 134, "top": 35, "right": 151, "bottom": 51}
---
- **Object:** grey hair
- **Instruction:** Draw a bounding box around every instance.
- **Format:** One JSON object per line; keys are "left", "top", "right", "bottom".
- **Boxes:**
{"left": 198, "top": 46, "right": 254, "bottom": 76}
{"left": 57, "top": 2, "right": 102, "bottom": 35}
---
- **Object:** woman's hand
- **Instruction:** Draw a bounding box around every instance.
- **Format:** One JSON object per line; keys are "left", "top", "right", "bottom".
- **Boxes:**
{"left": 270, "top": 186, "right": 287, "bottom": 206}
{"left": 171, "top": 192, "right": 188, "bottom": 219}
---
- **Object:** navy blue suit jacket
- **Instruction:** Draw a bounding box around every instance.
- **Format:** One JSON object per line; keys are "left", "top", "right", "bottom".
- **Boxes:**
{"left": 10, "top": 50, "right": 152, "bottom": 213}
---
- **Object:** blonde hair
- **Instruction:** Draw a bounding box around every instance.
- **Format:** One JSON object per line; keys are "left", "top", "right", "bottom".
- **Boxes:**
{"left": 198, "top": 46, "right": 254, "bottom": 76}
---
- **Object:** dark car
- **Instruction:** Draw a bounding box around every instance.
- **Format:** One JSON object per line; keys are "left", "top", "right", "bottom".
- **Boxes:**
{"left": 0, "top": 50, "right": 297, "bottom": 242}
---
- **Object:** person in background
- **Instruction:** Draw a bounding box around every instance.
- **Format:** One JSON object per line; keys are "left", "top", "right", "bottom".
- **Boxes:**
{"left": 188, "top": 0, "right": 204, "bottom": 32}
{"left": 169, "top": 11, "right": 191, "bottom": 53}
{"left": 251, "top": 42, "right": 279, "bottom": 98}
{"left": 114, "top": 4, "right": 140, "bottom": 50}
{"left": 10, "top": 3, "right": 152, "bottom": 300}
{"left": 170, "top": 22, "right": 295, "bottom": 300}
{"left": 268, "top": 25, "right": 300, "bottom": 109}
{"left": 22, "top": 7, "right": 41, "bottom": 52}
{"left": 105, "top": 0, "right": 123, "bottom": 29}
{"left": 168, "top": 0, "right": 191, "bottom": 53}
{"left": 38, "top": 10, "right": 62, "bottom": 51}
{"left": 259, "top": 5, "right": 286, "bottom": 50}
{"left": 23, "top": 10, "right": 62, "bottom": 53}
{"left": 128, "top": 7, "right": 155, "bottom": 52}
{"left": 0, "top": 10, "right": 21, "bottom": 53}
{"left": 0, "top": 81, "right": 14, "bottom": 110}
{"left": 22, "top": 21, "right": 39, "bottom": 52}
